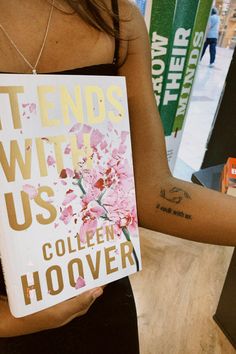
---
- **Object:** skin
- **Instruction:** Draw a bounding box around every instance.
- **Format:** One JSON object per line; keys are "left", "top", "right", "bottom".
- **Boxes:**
{"left": 0, "top": 0, "right": 235, "bottom": 337}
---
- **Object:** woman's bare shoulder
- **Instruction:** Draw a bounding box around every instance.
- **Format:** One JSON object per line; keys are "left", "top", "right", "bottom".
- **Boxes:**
{"left": 119, "top": 1, "right": 147, "bottom": 40}
{"left": 103, "top": 0, "right": 143, "bottom": 31}
{"left": 100, "top": 0, "right": 146, "bottom": 65}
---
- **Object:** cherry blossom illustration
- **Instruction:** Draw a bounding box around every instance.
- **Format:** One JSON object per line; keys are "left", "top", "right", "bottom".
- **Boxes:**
{"left": 23, "top": 122, "right": 140, "bottom": 272}
{"left": 59, "top": 122, "right": 140, "bottom": 271}
{"left": 22, "top": 103, "right": 37, "bottom": 120}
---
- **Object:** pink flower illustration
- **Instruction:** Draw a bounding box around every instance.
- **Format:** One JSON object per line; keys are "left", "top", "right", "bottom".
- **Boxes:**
{"left": 29, "top": 103, "right": 37, "bottom": 114}
{"left": 79, "top": 218, "right": 98, "bottom": 243}
{"left": 90, "top": 129, "right": 104, "bottom": 148}
{"left": 64, "top": 144, "right": 71, "bottom": 154}
{"left": 82, "top": 125, "right": 92, "bottom": 134}
{"left": 22, "top": 184, "right": 38, "bottom": 199}
{"left": 69, "top": 123, "right": 81, "bottom": 132}
{"left": 62, "top": 191, "right": 77, "bottom": 206}
{"left": 76, "top": 131, "right": 85, "bottom": 149}
{"left": 55, "top": 123, "right": 139, "bottom": 269}
{"left": 22, "top": 103, "right": 37, "bottom": 116}
{"left": 47, "top": 155, "right": 56, "bottom": 166}
{"left": 59, "top": 205, "right": 73, "bottom": 225}
{"left": 75, "top": 276, "right": 86, "bottom": 289}
{"left": 121, "top": 131, "right": 129, "bottom": 143}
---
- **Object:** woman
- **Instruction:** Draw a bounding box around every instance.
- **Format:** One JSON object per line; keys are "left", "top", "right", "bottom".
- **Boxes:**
{"left": 0, "top": 0, "right": 235, "bottom": 352}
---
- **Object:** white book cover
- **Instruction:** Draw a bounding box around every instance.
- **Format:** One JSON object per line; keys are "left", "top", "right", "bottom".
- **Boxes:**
{"left": 0, "top": 74, "right": 141, "bottom": 317}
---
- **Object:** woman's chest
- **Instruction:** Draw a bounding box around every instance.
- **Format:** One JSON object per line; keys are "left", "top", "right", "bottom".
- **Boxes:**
{"left": 0, "top": 9, "right": 117, "bottom": 73}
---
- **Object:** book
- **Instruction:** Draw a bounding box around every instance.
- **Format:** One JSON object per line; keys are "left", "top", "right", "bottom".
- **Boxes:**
{"left": 221, "top": 157, "right": 236, "bottom": 195}
{"left": 0, "top": 74, "right": 141, "bottom": 317}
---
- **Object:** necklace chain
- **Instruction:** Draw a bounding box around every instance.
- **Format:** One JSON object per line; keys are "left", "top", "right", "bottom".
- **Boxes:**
{"left": 0, "top": 0, "right": 55, "bottom": 74}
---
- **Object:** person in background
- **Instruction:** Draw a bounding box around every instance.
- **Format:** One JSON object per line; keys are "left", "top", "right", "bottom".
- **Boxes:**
{"left": 201, "top": 7, "right": 220, "bottom": 67}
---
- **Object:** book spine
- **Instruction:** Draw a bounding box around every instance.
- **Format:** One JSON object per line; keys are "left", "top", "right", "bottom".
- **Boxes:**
{"left": 149, "top": 0, "right": 177, "bottom": 113}
{"left": 158, "top": 0, "right": 200, "bottom": 136}
{"left": 172, "top": 0, "right": 213, "bottom": 133}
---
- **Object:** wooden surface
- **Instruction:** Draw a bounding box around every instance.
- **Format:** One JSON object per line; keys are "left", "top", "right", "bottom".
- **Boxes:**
{"left": 130, "top": 228, "right": 235, "bottom": 354}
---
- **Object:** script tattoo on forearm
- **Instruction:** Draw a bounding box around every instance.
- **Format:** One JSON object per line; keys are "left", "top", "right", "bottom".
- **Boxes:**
{"left": 157, "top": 187, "right": 192, "bottom": 220}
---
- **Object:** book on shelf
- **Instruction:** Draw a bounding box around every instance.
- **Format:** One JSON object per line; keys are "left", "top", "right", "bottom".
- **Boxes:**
{"left": 221, "top": 157, "right": 236, "bottom": 196}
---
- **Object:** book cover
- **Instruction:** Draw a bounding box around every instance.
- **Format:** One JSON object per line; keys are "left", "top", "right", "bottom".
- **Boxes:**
{"left": 172, "top": 0, "right": 213, "bottom": 132}
{"left": 149, "top": 0, "right": 176, "bottom": 110}
{"left": 158, "top": 0, "right": 199, "bottom": 136}
{"left": 221, "top": 157, "right": 236, "bottom": 194}
{"left": 0, "top": 74, "right": 141, "bottom": 317}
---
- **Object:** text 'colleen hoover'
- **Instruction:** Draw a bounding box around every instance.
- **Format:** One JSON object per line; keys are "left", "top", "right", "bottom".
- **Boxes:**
{"left": 21, "top": 224, "right": 134, "bottom": 305}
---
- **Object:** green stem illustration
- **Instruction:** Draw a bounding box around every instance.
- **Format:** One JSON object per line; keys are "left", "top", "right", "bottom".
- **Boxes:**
{"left": 122, "top": 226, "right": 140, "bottom": 272}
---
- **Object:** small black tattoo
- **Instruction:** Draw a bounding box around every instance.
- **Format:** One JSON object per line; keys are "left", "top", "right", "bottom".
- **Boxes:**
{"left": 156, "top": 203, "right": 192, "bottom": 220}
{"left": 160, "top": 187, "right": 191, "bottom": 204}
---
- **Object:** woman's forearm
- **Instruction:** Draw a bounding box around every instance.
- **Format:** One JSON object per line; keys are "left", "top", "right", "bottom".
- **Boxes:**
{"left": 137, "top": 174, "right": 236, "bottom": 246}
{"left": 0, "top": 299, "right": 37, "bottom": 337}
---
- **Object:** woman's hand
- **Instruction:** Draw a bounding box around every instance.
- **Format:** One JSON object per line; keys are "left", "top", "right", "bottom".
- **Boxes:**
{"left": 0, "top": 287, "right": 103, "bottom": 337}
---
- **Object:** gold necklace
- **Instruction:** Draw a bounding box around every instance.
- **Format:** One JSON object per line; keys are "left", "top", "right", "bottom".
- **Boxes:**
{"left": 0, "top": 0, "right": 55, "bottom": 74}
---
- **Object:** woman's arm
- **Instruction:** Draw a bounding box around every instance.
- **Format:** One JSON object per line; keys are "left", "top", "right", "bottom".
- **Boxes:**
{"left": 118, "top": 2, "right": 236, "bottom": 246}
{"left": 0, "top": 288, "right": 103, "bottom": 337}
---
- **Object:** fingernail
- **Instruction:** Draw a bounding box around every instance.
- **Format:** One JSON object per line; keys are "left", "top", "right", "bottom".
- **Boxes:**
{"left": 91, "top": 288, "right": 103, "bottom": 300}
